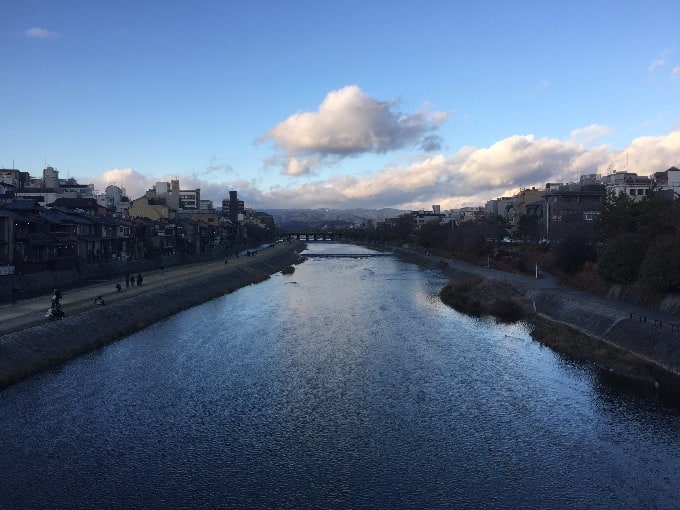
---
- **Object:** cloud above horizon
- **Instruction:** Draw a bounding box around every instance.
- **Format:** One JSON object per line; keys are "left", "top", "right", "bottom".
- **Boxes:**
{"left": 90, "top": 127, "right": 680, "bottom": 212}
{"left": 24, "top": 27, "right": 58, "bottom": 39}
{"left": 248, "top": 127, "right": 680, "bottom": 210}
{"left": 259, "top": 85, "right": 450, "bottom": 176}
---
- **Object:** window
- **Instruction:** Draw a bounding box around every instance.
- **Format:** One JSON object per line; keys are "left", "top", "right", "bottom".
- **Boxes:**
{"left": 629, "top": 189, "right": 635, "bottom": 196}
{"left": 637, "top": 189, "right": 644, "bottom": 195}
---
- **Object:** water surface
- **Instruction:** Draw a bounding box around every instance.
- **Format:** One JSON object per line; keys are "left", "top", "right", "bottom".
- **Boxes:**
{"left": 1, "top": 242, "right": 679, "bottom": 509}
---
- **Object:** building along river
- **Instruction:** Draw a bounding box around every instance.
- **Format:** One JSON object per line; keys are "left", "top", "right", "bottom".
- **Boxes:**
{"left": 1, "top": 242, "right": 679, "bottom": 509}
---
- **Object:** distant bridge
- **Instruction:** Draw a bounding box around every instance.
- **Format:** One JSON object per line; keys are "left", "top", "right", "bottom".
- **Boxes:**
{"left": 285, "top": 232, "right": 339, "bottom": 241}
{"left": 303, "top": 252, "right": 393, "bottom": 258}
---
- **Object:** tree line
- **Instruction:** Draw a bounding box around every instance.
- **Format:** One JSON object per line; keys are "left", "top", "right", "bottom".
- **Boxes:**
{"left": 342, "top": 193, "right": 680, "bottom": 293}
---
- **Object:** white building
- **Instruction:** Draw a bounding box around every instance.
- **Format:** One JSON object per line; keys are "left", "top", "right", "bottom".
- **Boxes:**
{"left": 601, "top": 171, "right": 652, "bottom": 201}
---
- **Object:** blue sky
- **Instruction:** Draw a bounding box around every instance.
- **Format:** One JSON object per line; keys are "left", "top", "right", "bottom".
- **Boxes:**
{"left": 2, "top": 0, "right": 679, "bottom": 210}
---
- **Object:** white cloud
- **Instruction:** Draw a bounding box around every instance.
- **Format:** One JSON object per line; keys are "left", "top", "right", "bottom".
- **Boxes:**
{"left": 259, "top": 85, "right": 450, "bottom": 175}
{"left": 24, "top": 27, "right": 58, "bottom": 39}
{"left": 648, "top": 59, "right": 665, "bottom": 73}
{"left": 86, "top": 128, "right": 680, "bottom": 212}
{"left": 247, "top": 128, "right": 680, "bottom": 210}
{"left": 91, "top": 168, "right": 156, "bottom": 199}
{"left": 570, "top": 124, "right": 611, "bottom": 144}
{"left": 673, "top": 66, "right": 680, "bottom": 78}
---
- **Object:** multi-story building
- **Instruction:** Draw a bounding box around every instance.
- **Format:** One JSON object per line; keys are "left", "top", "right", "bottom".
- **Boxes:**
{"left": 10, "top": 166, "right": 95, "bottom": 206}
{"left": 412, "top": 206, "right": 445, "bottom": 228}
{"left": 540, "top": 182, "right": 606, "bottom": 241}
{"left": 96, "top": 185, "right": 130, "bottom": 217}
{"left": 128, "top": 195, "right": 177, "bottom": 221}
{"left": 485, "top": 196, "right": 514, "bottom": 221}
{"left": 143, "top": 180, "right": 201, "bottom": 212}
{"left": 601, "top": 171, "right": 653, "bottom": 201}
{"left": 652, "top": 166, "right": 680, "bottom": 198}
{"left": 222, "top": 190, "right": 245, "bottom": 222}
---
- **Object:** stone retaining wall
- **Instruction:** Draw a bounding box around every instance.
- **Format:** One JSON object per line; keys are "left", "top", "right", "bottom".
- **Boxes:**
{"left": 0, "top": 248, "right": 241, "bottom": 302}
{"left": 0, "top": 245, "right": 302, "bottom": 390}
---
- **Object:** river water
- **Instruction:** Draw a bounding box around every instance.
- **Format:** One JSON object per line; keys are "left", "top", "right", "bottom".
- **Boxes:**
{"left": 1, "top": 242, "right": 679, "bottom": 509}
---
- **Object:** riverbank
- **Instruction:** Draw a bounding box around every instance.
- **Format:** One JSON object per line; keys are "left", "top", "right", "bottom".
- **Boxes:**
{"left": 387, "top": 244, "right": 680, "bottom": 400}
{"left": 0, "top": 240, "right": 305, "bottom": 390}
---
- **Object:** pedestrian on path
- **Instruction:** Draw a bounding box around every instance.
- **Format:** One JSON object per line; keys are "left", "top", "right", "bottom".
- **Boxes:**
{"left": 125, "top": 274, "right": 130, "bottom": 287}
{"left": 136, "top": 273, "right": 143, "bottom": 286}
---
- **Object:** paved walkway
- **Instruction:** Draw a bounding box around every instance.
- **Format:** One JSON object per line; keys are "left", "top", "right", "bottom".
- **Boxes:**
{"left": 0, "top": 245, "right": 286, "bottom": 337}
{"left": 399, "top": 247, "right": 680, "bottom": 331}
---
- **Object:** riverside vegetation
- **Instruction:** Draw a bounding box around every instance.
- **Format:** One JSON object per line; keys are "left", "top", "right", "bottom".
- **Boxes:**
{"left": 438, "top": 277, "right": 656, "bottom": 384}
{"left": 342, "top": 190, "right": 680, "bottom": 305}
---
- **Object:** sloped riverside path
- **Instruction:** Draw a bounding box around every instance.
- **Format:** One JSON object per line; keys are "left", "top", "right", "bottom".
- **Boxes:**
{"left": 0, "top": 241, "right": 304, "bottom": 390}
{"left": 389, "top": 245, "right": 680, "bottom": 388}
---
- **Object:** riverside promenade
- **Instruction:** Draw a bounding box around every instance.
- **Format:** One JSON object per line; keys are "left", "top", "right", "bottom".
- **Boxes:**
{"left": 0, "top": 241, "right": 303, "bottom": 389}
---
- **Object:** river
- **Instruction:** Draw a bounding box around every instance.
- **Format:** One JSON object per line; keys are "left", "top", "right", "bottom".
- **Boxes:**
{"left": 1, "top": 242, "right": 679, "bottom": 509}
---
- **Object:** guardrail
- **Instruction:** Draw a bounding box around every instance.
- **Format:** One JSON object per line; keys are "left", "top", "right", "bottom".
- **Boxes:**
{"left": 629, "top": 312, "right": 680, "bottom": 333}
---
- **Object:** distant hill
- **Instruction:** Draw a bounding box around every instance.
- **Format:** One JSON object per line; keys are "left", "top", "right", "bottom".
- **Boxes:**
{"left": 263, "top": 208, "right": 407, "bottom": 231}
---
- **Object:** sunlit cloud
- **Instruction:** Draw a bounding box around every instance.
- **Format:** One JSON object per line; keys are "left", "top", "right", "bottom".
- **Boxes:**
{"left": 87, "top": 128, "right": 680, "bottom": 213}
{"left": 247, "top": 128, "right": 680, "bottom": 210}
{"left": 258, "top": 85, "right": 450, "bottom": 176}
{"left": 24, "top": 27, "right": 58, "bottom": 39}
{"left": 90, "top": 168, "right": 156, "bottom": 199}
{"left": 673, "top": 66, "right": 680, "bottom": 78}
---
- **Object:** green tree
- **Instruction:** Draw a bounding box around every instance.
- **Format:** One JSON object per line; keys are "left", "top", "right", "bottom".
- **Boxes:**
{"left": 639, "top": 236, "right": 680, "bottom": 291}
{"left": 597, "top": 233, "right": 648, "bottom": 283}
{"left": 594, "top": 191, "right": 640, "bottom": 240}
{"left": 516, "top": 214, "right": 541, "bottom": 242}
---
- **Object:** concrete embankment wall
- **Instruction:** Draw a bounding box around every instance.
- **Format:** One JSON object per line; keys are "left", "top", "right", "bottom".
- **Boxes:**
{"left": 391, "top": 246, "right": 680, "bottom": 379}
{"left": 529, "top": 291, "right": 680, "bottom": 376}
{"left": 0, "top": 245, "right": 302, "bottom": 390}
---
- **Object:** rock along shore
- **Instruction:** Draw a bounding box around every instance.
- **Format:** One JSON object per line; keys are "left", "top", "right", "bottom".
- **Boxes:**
{"left": 0, "top": 241, "right": 304, "bottom": 390}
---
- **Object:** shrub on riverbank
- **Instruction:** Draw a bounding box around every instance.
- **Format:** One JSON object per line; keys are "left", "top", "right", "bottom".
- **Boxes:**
{"left": 488, "top": 297, "right": 525, "bottom": 323}
{"left": 439, "top": 279, "right": 483, "bottom": 317}
{"left": 439, "top": 277, "right": 527, "bottom": 323}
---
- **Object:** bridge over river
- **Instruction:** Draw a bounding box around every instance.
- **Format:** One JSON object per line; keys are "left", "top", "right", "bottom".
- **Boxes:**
{"left": 303, "top": 252, "right": 393, "bottom": 258}
{"left": 286, "top": 232, "right": 338, "bottom": 241}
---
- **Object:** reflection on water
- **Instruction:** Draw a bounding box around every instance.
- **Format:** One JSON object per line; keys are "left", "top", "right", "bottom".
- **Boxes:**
{"left": 1, "top": 242, "right": 679, "bottom": 509}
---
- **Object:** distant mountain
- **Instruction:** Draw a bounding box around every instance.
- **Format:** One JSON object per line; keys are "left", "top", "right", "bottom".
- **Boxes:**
{"left": 263, "top": 208, "right": 407, "bottom": 231}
